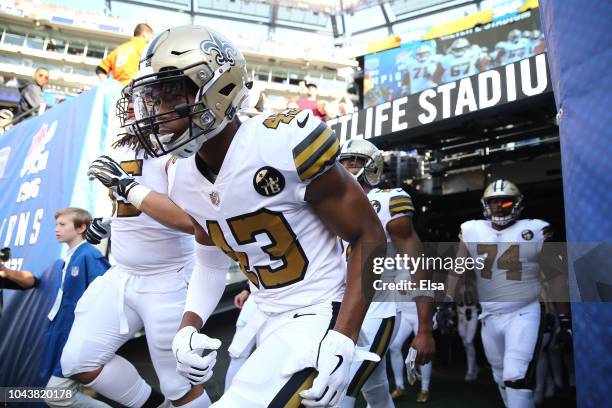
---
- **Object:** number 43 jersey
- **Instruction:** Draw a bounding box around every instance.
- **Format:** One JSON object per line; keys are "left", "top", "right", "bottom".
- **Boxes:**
{"left": 168, "top": 109, "right": 346, "bottom": 314}
{"left": 460, "top": 218, "right": 551, "bottom": 316}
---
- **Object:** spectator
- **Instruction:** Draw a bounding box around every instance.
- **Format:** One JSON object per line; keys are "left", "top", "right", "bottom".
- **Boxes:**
{"left": 96, "top": 23, "right": 154, "bottom": 85}
{"left": 0, "top": 109, "right": 14, "bottom": 134}
{"left": 42, "top": 208, "right": 111, "bottom": 407}
{"left": 321, "top": 93, "right": 354, "bottom": 119}
{"left": 18, "top": 67, "right": 49, "bottom": 117}
{"left": 0, "top": 258, "right": 37, "bottom": 290}
{"left": 5, "top": 75, "right": 19, "bottom": 87}
{"left": 294, "top": 82, "right": 326, "bottom": 118}
{"left": 0, "top": 246, "right": 38, "bottom": 320}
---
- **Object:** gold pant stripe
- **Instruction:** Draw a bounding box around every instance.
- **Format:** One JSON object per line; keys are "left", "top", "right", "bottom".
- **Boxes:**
{"left": 347, "top": 317, "right": 395, "bottom": 397}
{"left": 268, "top": 368, "right": 317, "bottom": 408}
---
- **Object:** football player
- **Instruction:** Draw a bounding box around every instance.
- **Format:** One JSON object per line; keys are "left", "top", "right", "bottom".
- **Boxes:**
{"left": 434, "top": 38, "right": 480, "bottom": 84}
{"left": 88, "top": 25, "right": 388, "bottom": 407}
{"left": 492, "top": 29, "right": 531, "bottom": 66}
{"left": 63, "top": 91, "right": 213, "bottom": 407}
{"left": 454, "top": 279, "right": 479, "bottom": 382}
{"left": 454, "top": 179, "right": 571, "bottom": 408}
{"left": 224, "top": 285, "right": 257, "bottom": 390}
{"left": 402, "top": 45, "right": 439, "bottom": 94}
{"left": 338, "top": 139, "right": 436, "bottom": 405}
{"left": 388, "top": 302, "right": 434, "bottom": 403}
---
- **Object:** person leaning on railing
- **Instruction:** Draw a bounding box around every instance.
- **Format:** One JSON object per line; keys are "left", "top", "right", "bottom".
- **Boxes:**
{"left": 18, "top": 67, "right": 49, "bottom": 118}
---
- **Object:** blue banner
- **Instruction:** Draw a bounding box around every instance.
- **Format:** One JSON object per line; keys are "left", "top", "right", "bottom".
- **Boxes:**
{"left": 0, "top": 80, "right": 121, "bottom": 277}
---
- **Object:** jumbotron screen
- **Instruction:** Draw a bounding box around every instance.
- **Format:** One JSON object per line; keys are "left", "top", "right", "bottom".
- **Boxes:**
{"left": 363, "top": 8, "right": 544, "bottom": 108}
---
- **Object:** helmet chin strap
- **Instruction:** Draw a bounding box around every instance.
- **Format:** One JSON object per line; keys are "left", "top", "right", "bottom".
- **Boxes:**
{"left": 350, "top": 167, "right": 368, "bottom": 188}
{"left": 171, "top": 117, "right": 229, "bottom": 158}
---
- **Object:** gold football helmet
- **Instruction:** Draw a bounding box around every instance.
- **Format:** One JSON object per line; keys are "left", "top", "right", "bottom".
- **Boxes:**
{"left": 482, "top": 179, "right": 523, "bottom": 226}
{"left": 129, "top": 25, "right": 249, "bottom": 158}
{"left": 338, "top": 139, "right": 383, "bottom": 187}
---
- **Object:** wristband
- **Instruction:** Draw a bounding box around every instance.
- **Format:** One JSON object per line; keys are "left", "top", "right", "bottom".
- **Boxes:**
{"left": 127, "top": 184, "right": 152, "bottom": 209}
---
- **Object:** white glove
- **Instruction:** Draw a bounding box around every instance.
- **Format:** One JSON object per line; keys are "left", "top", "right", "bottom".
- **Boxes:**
{"left": 405, "top": 347, "right": 422, "bottom": 385}
{"left": 283, "top": 330, "right": 380, "bottom": 407}
{"left": 172, "top": 326, "right": 221, "bottom": 385}
{"left": 86, "top": 217, "right": 112, "bottom": 245}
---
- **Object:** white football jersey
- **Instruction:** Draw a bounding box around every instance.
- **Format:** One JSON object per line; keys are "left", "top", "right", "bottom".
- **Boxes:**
{"left": 495, "top": 39, "right": 531, "bottom": 65}
{"left": 439, "top": 52, "right": 479, "bottom": 83}
{"left": 338, "top": 188, "right": 413, "bottom": 318}
{"left": 406, "top": 55, "right": 440, "bottom": 94}
{"left": 108, "top": 146, "right": 195, "bottom": 275}
{"left": 168, "top": 109, "right": 345, "bottom": 314}
{"left": 460, "top": 218, "right": 551, "bottom": 316}
{"left": 367, "top": 188, "right": 418, "bottom": 316}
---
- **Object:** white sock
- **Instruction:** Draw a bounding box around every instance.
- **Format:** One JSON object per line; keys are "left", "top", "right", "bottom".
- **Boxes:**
{"left": 173, "top": 390, "right": 211, "bottom": 407}
{"left": 388, "top": 344, "right": 405, "bottom": 388}
{"left": 506, "top": 388, "right": 535, "bottom": 408}
{"left": 85, "top": 355, "right": 152, "bottom": 407}
{"left": 420, "top": 362, "right": 432, "bottom": 391}
{"left": 465, "top": 342, "right": 476, "bottom": 375}
{"left": 362, "top": 383, "right": 394, "bottom": 408}
{"left": 339, "top": 395, "right": 356, "bottom": 408}
{"left": 550, "top": 347, "right": 564, "bottom": 388}
{"left": 534, "top": 354, "right": 547, "bottom": 403}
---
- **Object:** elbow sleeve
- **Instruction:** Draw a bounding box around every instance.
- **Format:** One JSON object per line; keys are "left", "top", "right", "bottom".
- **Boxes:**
{"left": 184, "top": 243, "right": 232, "bottom": 326}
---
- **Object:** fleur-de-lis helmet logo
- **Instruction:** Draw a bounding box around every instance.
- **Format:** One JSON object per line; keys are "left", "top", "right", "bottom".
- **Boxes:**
{"left": 200, "top": 32, "right": 237, "bottom": 66}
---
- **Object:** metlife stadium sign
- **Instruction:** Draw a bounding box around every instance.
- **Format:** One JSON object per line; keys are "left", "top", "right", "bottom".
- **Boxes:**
{"left": 328, "top": 53, "right": 552, "bottom": 143}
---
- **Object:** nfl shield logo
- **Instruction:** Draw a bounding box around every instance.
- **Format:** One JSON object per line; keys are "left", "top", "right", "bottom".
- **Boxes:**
{"left": 210, "top": 191, "right": 220, "bottom": 206}
{"left": 71, "top": 266, "right": 79, "bottom": 277}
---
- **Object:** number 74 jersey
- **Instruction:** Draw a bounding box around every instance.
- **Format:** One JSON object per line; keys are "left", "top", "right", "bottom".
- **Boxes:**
{"left": 460, "top": 218, "right": 551, "bottom": 316}
{"left": 168, "top": 110, "right": 346, "bottom": 314}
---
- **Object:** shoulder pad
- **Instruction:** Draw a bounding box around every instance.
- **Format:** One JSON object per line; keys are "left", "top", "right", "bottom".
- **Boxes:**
{"left": 388, "top": 192, "right": 414, "bottom": 217}
{"left": 460, "top": 219, "right": 479, "bottom": 234}
{"left": 290, "top": 111, "right": 339, "bottom": 182}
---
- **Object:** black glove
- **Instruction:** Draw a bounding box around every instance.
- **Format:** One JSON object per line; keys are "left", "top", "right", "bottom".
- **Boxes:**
{"left": 86, "top": 217, "right": 112, "bottom": 245}
{"left": 556, "top": 313, "right": 573, "bottom": 353}
{"left": 88, "top": 155, "right": 138, "bottom": 200}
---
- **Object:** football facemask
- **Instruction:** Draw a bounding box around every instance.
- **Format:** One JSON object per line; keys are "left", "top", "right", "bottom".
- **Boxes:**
{"left": 130, "top": 62, "right": 226, "bottom": 158}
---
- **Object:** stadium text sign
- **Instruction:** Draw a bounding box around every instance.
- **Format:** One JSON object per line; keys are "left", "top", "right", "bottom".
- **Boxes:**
{"left": 328, "top": 53, "right": 551, "bottom": 143}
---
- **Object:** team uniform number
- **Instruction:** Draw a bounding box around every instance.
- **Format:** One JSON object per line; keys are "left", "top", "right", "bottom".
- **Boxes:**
{"left": 207, "top": 209, "right": 309, "bottom": 289}
{"left": 112, "top": 159, "right": 143, "bottom": 218}
{"left": 476, "top": 244, "right": 522, "bottom": 280}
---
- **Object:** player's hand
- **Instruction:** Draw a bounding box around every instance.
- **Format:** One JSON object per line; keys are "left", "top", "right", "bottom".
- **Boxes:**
{"left": 410, "top": 331, "right": 435, "bottom": 365}
{"left": 86, "top": 217, "right": 112, "bottom": 245}
{"left": 556, "top": 313, "right": 573, "bottom": 353}
{"left": 88, "top": 155, "right": 138, "bottom": 200}
{"left": 283, "top": 330, "right": 380, "bottom": 407}
{"left": 172, "top": 326, "right": 222, "bottom": 385}
{"left": 234, "top": 290, "right": 250, "bottom": 309}
{"left": 0, "top": 263, "right": 6, "bottom": 278}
